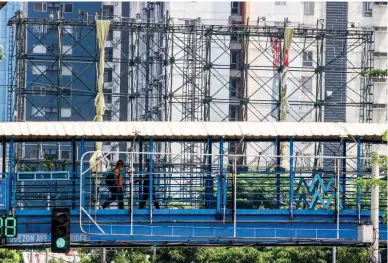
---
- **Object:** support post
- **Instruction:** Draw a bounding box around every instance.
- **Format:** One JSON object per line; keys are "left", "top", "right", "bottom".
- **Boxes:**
{"left": 276, "top": 136, "right": 281, "bottom": 209}
{"left": 139, "top": 137, "right": 143, "bottom": 197}
{"left": 217, "top": 138, "right": 224, "bottom": 217}
{"left": 205, "top": 136, "right": 214, "bottom": 208}
{"left": 289, "top": 137, "right": 294, "bottom": 217}
{"left": 71, "top": 137, "right": 76, "bottom": 209}
{"left": 80, "top": 136, "right": 85, "bottom": 208}
{"left": 356, "top": 136, "right": 362, "bottom": 223}
{"left": 332, "top": 247, "right": 336, "bottom": 263}
{"left": 370, "top": 163, "right": 379, "bottom": 263}
{"left": 341, "top": 139, "right": 346, "bottom": 207}
{"left": 9, "top": 136, "right": 14, "bottom": 213}
{"left": 149, "top": 136, "right": 154, "bottom": 223}
{"left": 100, "top": 248, "right": 106, "bottom": 263}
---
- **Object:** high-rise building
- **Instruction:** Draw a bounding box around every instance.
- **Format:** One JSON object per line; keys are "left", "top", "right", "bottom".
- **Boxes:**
{"left": 0, "top": 2, "right": 21, "bottom": 122}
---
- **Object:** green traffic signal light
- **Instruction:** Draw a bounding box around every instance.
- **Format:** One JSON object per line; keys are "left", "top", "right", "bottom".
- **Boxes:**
{"left": 56, "top": 237, "right": 67, "bottom": 249}
{"left": 51, "top": 208, "right": 70, "bottom": 253}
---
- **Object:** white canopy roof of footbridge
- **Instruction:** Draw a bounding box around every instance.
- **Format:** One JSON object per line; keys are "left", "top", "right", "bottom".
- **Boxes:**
{"left": 0, "top": 121, "right": 386, "bottom": 142}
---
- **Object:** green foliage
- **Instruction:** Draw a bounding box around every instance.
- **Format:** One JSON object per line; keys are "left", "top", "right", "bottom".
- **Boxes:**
{"left": 19, "top": 166, "right": 37, "bottom": 172}
{"left": 79, "top": 248, "right": 151, "bottom": 263}
{"left": 154, "top": 247, "right": 263, "bottom": 263}
{"left": 0, "top": 249, "right": 22, "bottom": 263}
{"left": 336, "top": 247, "right": 368, "bottom": 263}
{"left": 361, "top": 69, "right": 387, "bottom": 78}
{"left": 152, "top": 247, "right": 367, "bottom": 263}
{"left": 48, "top": 258, "right": 66, "bottom": 263}
{"left": 42, "top": 155, "right": 56, "bottom": 171}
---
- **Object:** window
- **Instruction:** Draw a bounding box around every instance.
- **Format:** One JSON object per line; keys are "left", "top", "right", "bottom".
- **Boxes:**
{"left": 47, "top": 64, "right": 58, "bottom": 72}
{"left": 302, "top": 51, "right": 313, "bottom": 67}
{"left": 229, "top": 77, "right": 240, "bottom": 97}
{"left": 374, "top": 2, "right": 387, "bottom": 5}
{"left": 33, "top": 45, "right": 47, "bottom": 54}
{"left": 64, "top": 25, "right": 72, "bottom": 34}
{"left": 104, "top": 89, "right": 112, "bottom": 103}
{"left": 60, "top": 149, "right": 71, "bottom": 159}
{"left": 61, "top": 108, "right": 71, "bottom": 118}
{"left": 105, "top": 47, "right": 113, "bottom": 62}
{"left": 107, "top": 30, "right": 113, "bottom": 41}
{"left": 33, "top": 2, "right": 47, "bottom": 12}
{"left": 103, "top": 5, "right": 114, "bottom": 19}
{"left": 32, "top": 86, "right": 46, "bottom": 96}
{"left": 45, "top": 107, "right": 58, "bottom": 113}
{"left": 304, "top": 2, "right": 314, "bottom": 15}
{"left": 32, "top": 65, "right": 47, "bottom": 75}
{"left": 103, "top": 110, "right": 112, "bottom": 121}
{"left": 229, "top": 105, "right": 238, "bottom": 121}
{"left": 104, "top": 68, "right": 113, "bottom": 82}
{"left": 62, "top": 66, "right": 72, "bottom": 76}
{"left": 231, "top": 2, "right": 240, "bottom": 14}
{"left": 275, "top": 2, "right": 286, "bottom": 5}
{"left": 229, "top": 142, "right": 237, "bottom": 153}
{"left": 362, "top": 2, "right": 373, "bottom": 17}
{"left": 231, "top": 50, "right": 241, "bottom": 69}
{"left": 60, "top": 3, "right": 73, "bottom": 13}
{"left": 62, "top": 45, "right": 73, "bottom": 55}
{"left": 47, "top": 25, "right": 57, "bottom": 33}
{"left": 32, "top": 24, "right": 47, "bottom": 34}
{"left": 31, "top": 107, "right": 45, "bottom": 117}
{"left": 301, "top": 76, "right": 313, "bottom": 100}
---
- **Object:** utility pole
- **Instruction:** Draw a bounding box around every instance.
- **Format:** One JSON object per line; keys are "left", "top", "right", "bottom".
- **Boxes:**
{"left": 100, "top": 248, "right": 106, "bottom": 263}
{"left": 332, "top": 247, "right": 336, "bottom": 263}
{"left": 370, "top": 164, "right": 379, "bottom": 262}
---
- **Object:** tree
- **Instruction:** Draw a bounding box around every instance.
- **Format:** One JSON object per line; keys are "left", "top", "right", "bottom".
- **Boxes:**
{"left": 0, "top": 249, "right": 22, "bottom": 263}
{"left": 336, "top": 247, "right": 368, "bottom": 263}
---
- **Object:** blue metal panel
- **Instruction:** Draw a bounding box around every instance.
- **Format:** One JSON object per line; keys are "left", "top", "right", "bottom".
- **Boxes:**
{"left": 6, "top": 209, "right": 388, "bottom": 246}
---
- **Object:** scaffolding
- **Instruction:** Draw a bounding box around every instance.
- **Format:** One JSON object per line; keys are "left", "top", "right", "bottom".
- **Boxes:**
{"left": 7, "top": 11, "right": 374, "bottom": 173}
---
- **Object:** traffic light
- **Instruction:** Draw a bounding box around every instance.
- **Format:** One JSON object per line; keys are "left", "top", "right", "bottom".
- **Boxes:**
{"left": 51, "top": 208, "right": 70, "bottom": 253}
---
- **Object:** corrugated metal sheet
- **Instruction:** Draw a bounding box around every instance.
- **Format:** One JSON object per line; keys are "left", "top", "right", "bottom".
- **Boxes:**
{"left": 0, "top": 122, "right": 386, "bottom": 142}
